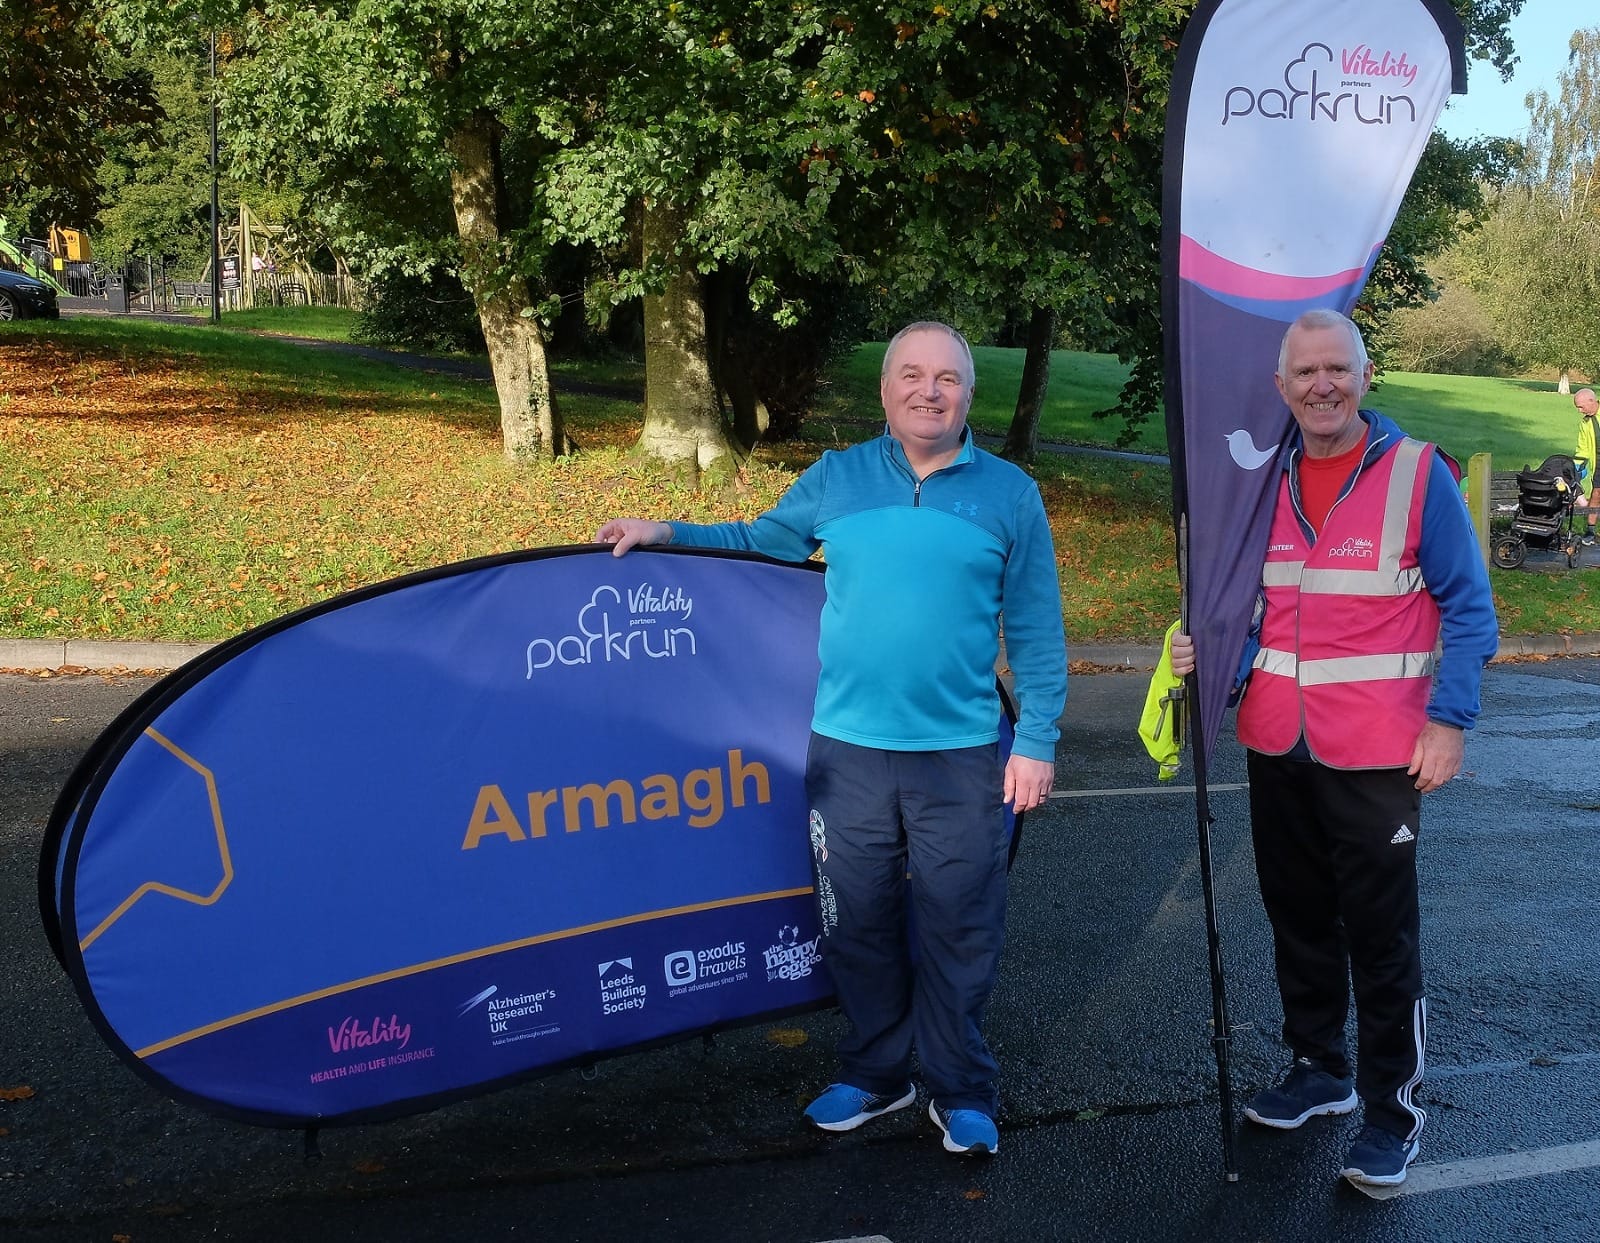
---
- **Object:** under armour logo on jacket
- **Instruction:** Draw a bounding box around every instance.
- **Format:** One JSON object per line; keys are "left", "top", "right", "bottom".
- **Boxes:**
{"left": 952, "top": 502, "right": 979, "bottom": 517}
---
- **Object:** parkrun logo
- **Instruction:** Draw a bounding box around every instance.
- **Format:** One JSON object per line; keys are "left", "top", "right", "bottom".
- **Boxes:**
{"left": 525, "top": 584, "right": 697, "bottom": 677}
{"left": 460, "top": 748, "right": 772, "bottom": 848}
{"left": 1222, "top": 42, "right": 1420, "bottom": 127}
{"left": 1325, "top": 536, "right": 1375, "bottom": 559}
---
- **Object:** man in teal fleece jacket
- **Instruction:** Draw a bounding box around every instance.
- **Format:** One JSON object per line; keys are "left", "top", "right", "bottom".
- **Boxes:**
{"left": 597, "top": 322, "right": 1068, "bottom": 1157}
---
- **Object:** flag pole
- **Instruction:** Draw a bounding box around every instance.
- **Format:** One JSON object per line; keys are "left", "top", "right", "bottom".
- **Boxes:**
{"left": 1179, "top": 514, "right": 1239, "bottom": 1182}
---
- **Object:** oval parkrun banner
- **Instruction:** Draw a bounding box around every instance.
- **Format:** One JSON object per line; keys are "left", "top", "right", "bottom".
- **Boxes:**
{"left": 40, "top": 547, "right": 1017, "bottom": 1128}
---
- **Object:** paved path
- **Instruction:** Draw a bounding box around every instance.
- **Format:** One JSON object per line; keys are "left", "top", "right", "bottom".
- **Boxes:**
{"left": 3, "top": 661, "right": 1598, "bottom": 1241}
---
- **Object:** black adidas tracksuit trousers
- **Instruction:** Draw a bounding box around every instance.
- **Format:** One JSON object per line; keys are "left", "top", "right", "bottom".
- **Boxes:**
{"left": 1247, "top": 750, "right": 1428, "bottom": 1141}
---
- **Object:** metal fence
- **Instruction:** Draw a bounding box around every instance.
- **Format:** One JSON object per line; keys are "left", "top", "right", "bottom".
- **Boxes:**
{"left": 53, "top": 257, "right": 362, "bottom": 315}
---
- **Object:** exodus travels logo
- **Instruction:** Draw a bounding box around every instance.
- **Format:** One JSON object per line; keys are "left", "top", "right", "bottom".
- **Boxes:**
{"left": 1221, "top": 42, "right": 1420, "bottom": 128}
{"left": 458, "top": 983, "right": 563, "bottom": 1047}
{"left": 664, "top": 940, "right": 748, "bottom": 997}
{"left": 763, "top": 925, "right": 822, "bottom": 983}
{"left": 1325, "top": 536, "right": 1375, "bottom": 559}
{"left": 598, "top": 957, "right": 647, "bottom": 1016}
{"left": 525, "top": 583, "right": 698, "bottom": 677}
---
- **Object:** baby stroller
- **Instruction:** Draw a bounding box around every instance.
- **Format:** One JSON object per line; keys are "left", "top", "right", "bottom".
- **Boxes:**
{"left": 1491, "top": 454, "right": 1588, "bottom": 570}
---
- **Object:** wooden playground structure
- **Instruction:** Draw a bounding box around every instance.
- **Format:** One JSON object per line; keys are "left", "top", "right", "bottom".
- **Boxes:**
{"left": 0, "top": 205, "right": 360, "bottom": 314}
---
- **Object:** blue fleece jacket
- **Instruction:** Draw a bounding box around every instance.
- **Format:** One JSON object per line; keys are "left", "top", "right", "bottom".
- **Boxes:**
{"left": 666, "top": 431, "right": 1068, "bottom": 761}
{"left": 1275, "top": 409, "right": 1498, "bottom": 730}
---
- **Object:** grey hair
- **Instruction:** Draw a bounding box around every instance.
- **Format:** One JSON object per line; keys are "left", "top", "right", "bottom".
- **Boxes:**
{"left": 1277, "top": 308, "right": 1369, "bottom": 377}
{"left": 881, "top": 321, "right": 976, "bottom": 389}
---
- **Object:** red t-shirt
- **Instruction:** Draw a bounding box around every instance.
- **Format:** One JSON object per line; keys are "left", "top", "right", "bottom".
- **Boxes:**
{"left": 1296, "top": 439, "right": 1366, "bottom": 536}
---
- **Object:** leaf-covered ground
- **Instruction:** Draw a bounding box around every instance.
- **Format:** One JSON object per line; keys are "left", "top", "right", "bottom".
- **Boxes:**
{"left": 15, "top": 321, "right": 1588, "bottom": 646}
{"left": 1, "top": 331, "right": 1180, "bottom": 643}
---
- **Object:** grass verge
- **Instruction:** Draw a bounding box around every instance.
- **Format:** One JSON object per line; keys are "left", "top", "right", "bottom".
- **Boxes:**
{"left": 1, "top": 314, "right": 1595, "bottom": 644}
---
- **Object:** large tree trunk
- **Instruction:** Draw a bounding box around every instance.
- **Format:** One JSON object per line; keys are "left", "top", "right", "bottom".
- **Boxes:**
{"left": 637, "top": 198, "right": 738, "bottom": 476}
{"left": 1002, "top": 306, "right": 1056, "bottom": 464}
{"left": 704, "top": 268, "right": 767, "bottom": 450}
{"left": 446, "top": 114, "right": 563, "bottom": 462}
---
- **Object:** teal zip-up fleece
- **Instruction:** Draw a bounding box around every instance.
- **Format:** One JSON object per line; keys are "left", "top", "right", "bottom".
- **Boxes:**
{"left": 667, "top": 432, "right": 1067, "bottom": 761}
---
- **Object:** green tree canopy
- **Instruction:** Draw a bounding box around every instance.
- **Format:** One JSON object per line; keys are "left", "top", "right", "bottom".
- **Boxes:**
{"left": 2, "top": 0, "right": 158, "bottom": 225}
{"left": 1457, "top": 26, "right": 1600, "bottom": 380}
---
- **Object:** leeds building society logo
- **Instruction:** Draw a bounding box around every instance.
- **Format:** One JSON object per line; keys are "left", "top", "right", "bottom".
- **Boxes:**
{"left": 598, "top": 957, "right": 647, "bottom": 1016}
{"left": 1222, "top": 42, "right": 1421, "bottom": 127}
{"left": 525, "top": 584, "right": 698, "bottom": 677}
{"left": 664, "top": 940, "right": 748, "bottom": 997}
{"left": 763, "top": 925, "right": 822, "bottom": 983}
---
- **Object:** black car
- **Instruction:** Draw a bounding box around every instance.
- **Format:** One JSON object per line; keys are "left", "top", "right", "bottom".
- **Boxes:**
{"left": 0, "top": 268, "right": 62, "bottom": 320}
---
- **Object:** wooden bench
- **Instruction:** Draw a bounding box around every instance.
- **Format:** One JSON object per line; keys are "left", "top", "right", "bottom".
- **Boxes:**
{"left": 172, "top": 281, "right": 211, "bottom": 307}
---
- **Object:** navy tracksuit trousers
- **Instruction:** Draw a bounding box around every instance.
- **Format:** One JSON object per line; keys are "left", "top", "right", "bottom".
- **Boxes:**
{"left": 805, "top": 733, "right": 1009, "bottom": 1116}
{"left": 1247, "top": 751, "right": 1428, "bottom": 1141}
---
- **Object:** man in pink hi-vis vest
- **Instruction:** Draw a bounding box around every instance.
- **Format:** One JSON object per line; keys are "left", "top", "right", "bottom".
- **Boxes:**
{"left": 1173, "top": 309, "right": 1497, "bottom": 1188}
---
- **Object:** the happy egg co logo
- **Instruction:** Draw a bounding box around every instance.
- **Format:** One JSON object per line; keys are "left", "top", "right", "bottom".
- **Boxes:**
{"left": 525, "top": 583, "right": 697, "bottom": 677}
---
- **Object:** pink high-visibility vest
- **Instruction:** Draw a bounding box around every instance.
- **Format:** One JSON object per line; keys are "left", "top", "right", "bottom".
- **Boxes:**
{"left": 1236, "top": 437, "right": 1440, "bottom": 769}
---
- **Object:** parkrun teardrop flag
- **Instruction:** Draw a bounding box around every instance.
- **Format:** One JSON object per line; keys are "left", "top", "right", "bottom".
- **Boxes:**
{"left": 40, "top": 545, "right": 1019, "bottom": 1128}
{"left": 1162, "top": 0, "right": 1465, "bottom": 762}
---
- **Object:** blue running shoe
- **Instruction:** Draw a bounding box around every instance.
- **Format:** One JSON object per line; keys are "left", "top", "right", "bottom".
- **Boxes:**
{"left": 1340, "top": 1124, "right": 1419, "bottom": 1186}
{"left": 928, "top": 1102, "right": 999, "bottom": 1155}
{"left": 804, "top": 1083, "right": 915, "bottom": 1132}
{"left": 1243, "top": 1058, "right": 1357, "bottom": 1129}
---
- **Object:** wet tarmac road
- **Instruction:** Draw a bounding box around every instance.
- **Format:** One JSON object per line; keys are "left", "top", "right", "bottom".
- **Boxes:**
{"left": 2, "top": 659, "right": 1597, "bottom": 1242}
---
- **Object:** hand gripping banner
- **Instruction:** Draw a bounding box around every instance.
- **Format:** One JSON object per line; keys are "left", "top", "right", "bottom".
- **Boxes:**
{"left": 41, "top": 547, "right": 1016, "bottom": 1128}
{"left": 1162, "top": 0, "right": 1466, "bottom": 763}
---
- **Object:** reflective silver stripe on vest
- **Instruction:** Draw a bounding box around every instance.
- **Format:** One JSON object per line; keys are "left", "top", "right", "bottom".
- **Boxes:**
{"left": 1253, "top": 646, "right": 1297, "bottom": 676}
{"left": 1262, "top": 561, "right": 1305, "bottom": 587}
{"left": 1251, "top": 647, "right": 1437, "bottom": 683}
{"left": 1293, "top": 438, "right": 1430, "bottom": 597}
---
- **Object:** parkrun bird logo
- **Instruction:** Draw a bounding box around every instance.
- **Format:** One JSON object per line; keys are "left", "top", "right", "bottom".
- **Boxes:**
{"left": 1225, "top": 429, "right": 1279, "bottom": 470}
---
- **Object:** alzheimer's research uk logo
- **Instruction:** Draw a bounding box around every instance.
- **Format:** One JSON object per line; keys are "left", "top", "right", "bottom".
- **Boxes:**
{"left": 525, "top": 583, "right": 697, "bottom": 677}
{"left": 1221, "top": 42, "right": 1421, "bottom": 128}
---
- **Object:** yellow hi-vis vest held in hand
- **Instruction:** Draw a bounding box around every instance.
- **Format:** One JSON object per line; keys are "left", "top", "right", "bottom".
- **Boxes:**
{"left": 1139, "top": 621, "right": 1186, "bottom": 781}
